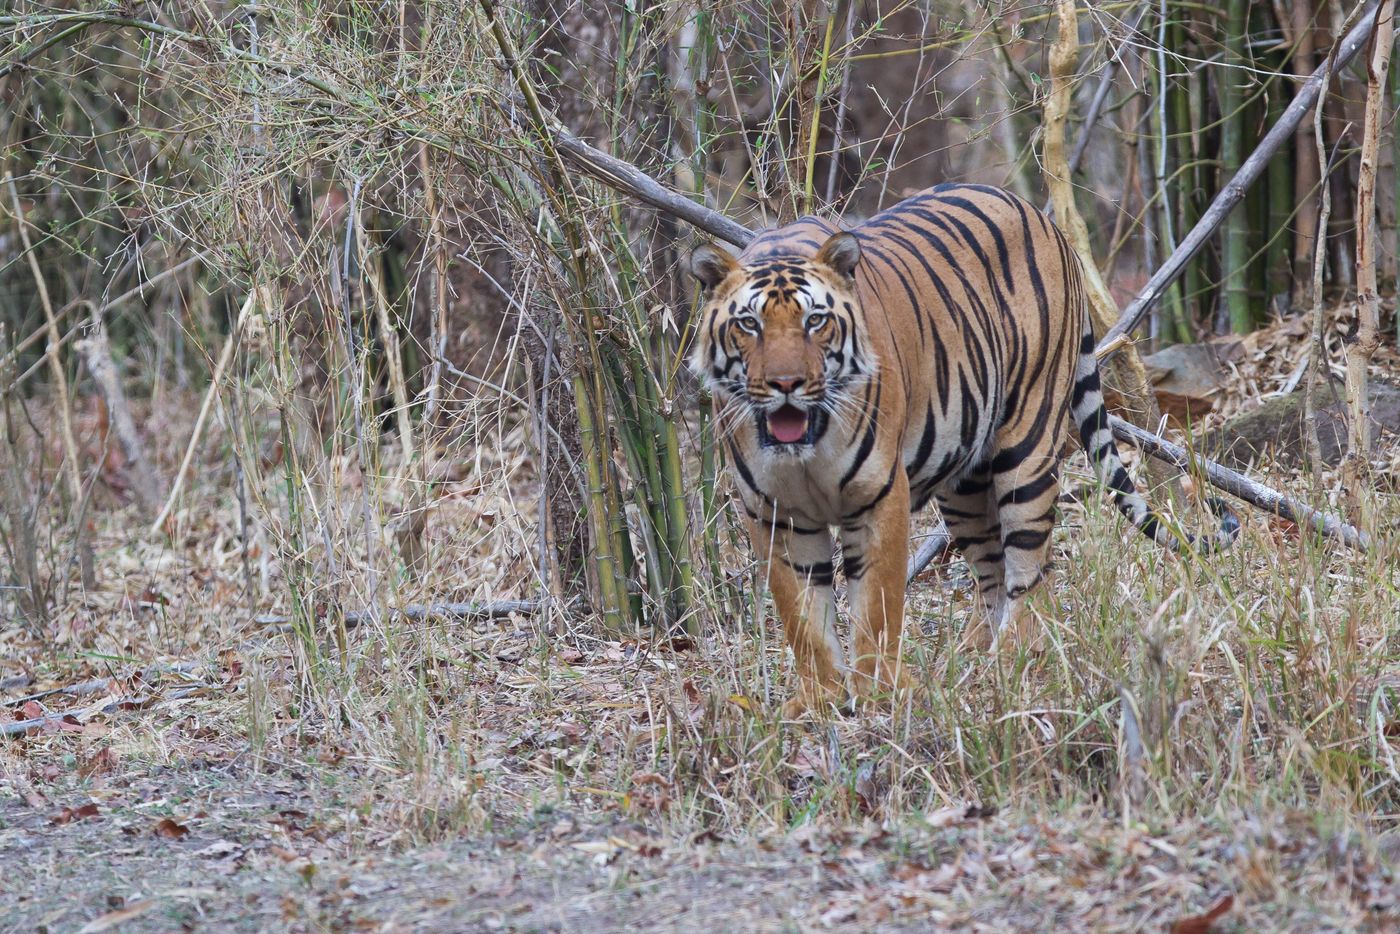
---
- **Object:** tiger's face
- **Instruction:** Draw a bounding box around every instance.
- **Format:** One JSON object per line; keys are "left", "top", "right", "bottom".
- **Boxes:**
{"left": 688, "top": 232, "right": 870, "bottom": 453}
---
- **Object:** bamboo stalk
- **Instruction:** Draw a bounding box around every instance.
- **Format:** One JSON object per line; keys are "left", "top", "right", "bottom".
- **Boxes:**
{"left": 1045, "top": 0, "right": 1180, "bottom": 499}
{"left": 1305, "top": 7, "right": 1367, "bottom": 479}
{"left": 1151, "top": 0, "right": 1187, "bottom": 343}
{"left": 1344, "top": 0, "right": 1395, "bottom": 525}
{"left": 1171, "top": 7, "right": 1205, "bottom": 331}
{"left": 801, "top": 1, "right": 842, "bottom": 213}
{"left": 1265, "top": 48, "right": 1295, "bottom": 306}
{"left": 1288, "top": 0, "right": 1324, "bottom": 306}
{"left": 153, "top": 292, "right": 254, "bottom": 534}
{"left": 1098, "top": 0, "right": 1380, "bottom": 352}
{"left": 1220, "top": 0, "right": 1253, "bottom": 333}
{"left": 573, "top": 370, "right": 627, "bottom": 633}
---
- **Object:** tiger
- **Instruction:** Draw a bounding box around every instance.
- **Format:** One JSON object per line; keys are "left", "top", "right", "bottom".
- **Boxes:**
{"left": 687, "top": 183, "right": 1238, "bottom": 717}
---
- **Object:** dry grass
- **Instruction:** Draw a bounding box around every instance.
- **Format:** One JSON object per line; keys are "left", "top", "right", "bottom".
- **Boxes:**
{"left": 2, "top": 363, "right": 1399, "bottom": 930}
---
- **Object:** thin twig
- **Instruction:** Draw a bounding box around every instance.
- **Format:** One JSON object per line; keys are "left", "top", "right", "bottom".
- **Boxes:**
{"left": 3, "top": 686, "right": 205, "bottom": 738}
{"left": 4, "top": 175, "right": 84, "bottom": 506}
{"left": 150, "top": 291, "right": 255, "bottom": 534}
{"left": 5, "top": 662, "right": 203, "bottom": 706}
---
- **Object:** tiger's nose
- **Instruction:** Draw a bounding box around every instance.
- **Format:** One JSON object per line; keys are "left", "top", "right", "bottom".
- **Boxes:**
{"left": 767, "top": 376, "right": 805, "bottom": 394}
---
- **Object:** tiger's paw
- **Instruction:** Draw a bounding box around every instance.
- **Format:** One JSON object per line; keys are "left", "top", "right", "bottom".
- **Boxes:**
{"left": 960, "top": 618, "right": 996, "bottom": 653}
{"left": 782, "top": 687, "right": 847, "bottom": 721}
{"left": 997, "top": 606, "right": 1046, "bottom": 656}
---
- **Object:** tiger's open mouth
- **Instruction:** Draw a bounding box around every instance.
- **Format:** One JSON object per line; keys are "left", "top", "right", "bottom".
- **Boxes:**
{"left": 757, "top": 403, "right": 828, "bottom": 448}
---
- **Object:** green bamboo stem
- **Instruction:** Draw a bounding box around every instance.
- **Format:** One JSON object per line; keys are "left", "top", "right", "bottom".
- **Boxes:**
{"left": 801, "top": 2, "right": 841, "bottom": 213}
{"left": 1221, "top": 0, "right": 1253, "bottom": 332}
{"left": 659, "top": 397, "right": 696, "bottom": 635}
{"left": 572, "top": 370, "right": 626, "bottom": 634}
{"left": 1149, "top": 6, "right": 1188, "bottom": 344}
{"left": 1265, "top": 63, "right": 1294, "bottom": 307}
{"left": 1171, "top": 9, "right": 1204, "bottom": 335}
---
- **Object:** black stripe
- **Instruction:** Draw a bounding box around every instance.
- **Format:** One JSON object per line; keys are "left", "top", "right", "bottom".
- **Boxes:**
{"left": 904, "top": 403, "right": 938, "bottom": 481}
{"left": 783, "top": 558, "right": 834, "bottom": 587}
{"left": 840, "top": 380, "right": 881, "bottom": 488}
{"left": 842, "top": 461, "right": 900, "bottom": 523}
{"left": 998, "top": 471, "right": 1058, "bottom": 507}
{"left": 742, "top": 505, "right": 823, "bottom": 536}
{"left": 1002, "top": 528, "right": 1050, "bottom": 552}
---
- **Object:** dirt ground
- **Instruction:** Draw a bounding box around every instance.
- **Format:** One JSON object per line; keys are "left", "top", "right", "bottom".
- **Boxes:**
{"left": 4, "top": 742, "right": 1397, "bottom": 933}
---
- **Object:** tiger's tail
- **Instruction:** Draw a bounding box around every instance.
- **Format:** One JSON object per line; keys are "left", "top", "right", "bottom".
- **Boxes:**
{"left": 1068, "top": 321, "right": 1239, "bottom": 553}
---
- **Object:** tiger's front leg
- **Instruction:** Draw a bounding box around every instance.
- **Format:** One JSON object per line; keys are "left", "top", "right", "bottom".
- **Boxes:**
{"left": 840, "top": 468, "right": 911, "bottom": 706}
{"left": 745, "top": 517, "right": 845, "bottom": 718}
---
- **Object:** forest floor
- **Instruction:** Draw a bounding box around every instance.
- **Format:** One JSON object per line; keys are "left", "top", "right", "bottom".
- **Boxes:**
{"left": 3, "top": 310, "right": 1400, "bottom": 933}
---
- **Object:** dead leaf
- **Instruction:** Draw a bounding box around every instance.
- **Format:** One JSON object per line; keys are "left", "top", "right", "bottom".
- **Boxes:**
{"left": 77, "top": 900, "right": 157, "bottom": 933}
{"left": 1170, "top": 894, "right": 1235, "bottom": 934}
{"left": 15, "top": 776, "right": 48, "bottom": 810}
{"left": 52, "top": 802, "right": 101, "bottom": 825}
{"left": 78, "top": 748, "right": 118, "bottom": 779}
{"left": 663, "top": 635, "right": 696, "bottom": 652}
{"left": 154, "top": 818, "right": 190, "bottom": 839}
{"left": 19, "top": 699, "right": 44, "bottom": 720}
{"left": 193, "top": 839, "right": 242, "bottom": 859}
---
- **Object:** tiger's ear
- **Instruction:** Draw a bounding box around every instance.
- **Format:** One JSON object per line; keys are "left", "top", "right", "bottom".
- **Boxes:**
{"left": 815, "top": 231, "right": 861, "bottom": 280}
{"left": 689, "top": 243, "right": 739, "bottom": 292}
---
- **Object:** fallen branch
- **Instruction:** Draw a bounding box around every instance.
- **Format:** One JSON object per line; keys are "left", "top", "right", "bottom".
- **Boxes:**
{"left": 1097, "top": 0, "right": 1380, "bottom": 353}
{"left": 907, "top": 524, "right": 952, "bottom": 584}
{"left": 545, "top": 118, "right": 756, "bottom": 249}
{"left": 252, "top": 599, "right": 545, "bottom": 631}
{"left": 1108, "top": 416, "right": 1371, "bottom": 551}
{"left": 6, "top": 662, "right": 203, "bottom": 706}
{"left": 3, "top": 685, "right": 205, "bottom": 738}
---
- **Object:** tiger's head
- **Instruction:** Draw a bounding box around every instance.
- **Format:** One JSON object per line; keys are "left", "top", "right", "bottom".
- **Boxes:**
{"left": 687, "top": 231, "right": 871, "bottom": 452}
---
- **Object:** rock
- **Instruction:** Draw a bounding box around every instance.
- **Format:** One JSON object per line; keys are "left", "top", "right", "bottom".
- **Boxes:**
{"left": 1140, "top": 340, "right": 1243, "bottom": 428}
{"left": 1204, "top": 379, "right": 1400, "bottom": 469}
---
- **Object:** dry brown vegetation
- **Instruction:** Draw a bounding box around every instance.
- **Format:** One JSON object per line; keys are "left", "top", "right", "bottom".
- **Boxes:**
{"left": 2, "top": 2, "right": 1400, "bottom": 931}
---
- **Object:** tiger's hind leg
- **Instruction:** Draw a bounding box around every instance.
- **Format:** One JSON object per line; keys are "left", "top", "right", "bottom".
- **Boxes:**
{"left": 989, "top": 453, "right": 1061, "bottom": 653}
{"left": 934, "top": 469, "right": 1005, "bottom": 652}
